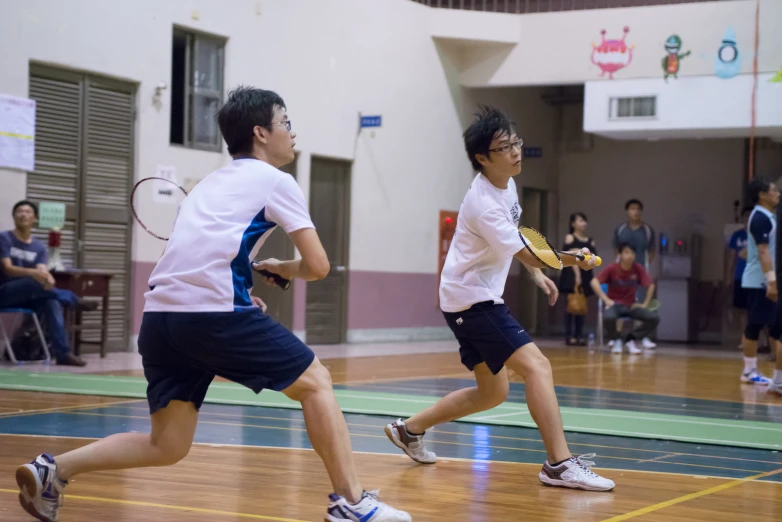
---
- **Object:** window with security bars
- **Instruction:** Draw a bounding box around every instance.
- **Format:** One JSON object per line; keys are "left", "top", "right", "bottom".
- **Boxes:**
{"left": 170, "top": 28, "right": 225, "bottom": 151}
{"left": 609, "top": 96, "right": 657, "bottom": 120}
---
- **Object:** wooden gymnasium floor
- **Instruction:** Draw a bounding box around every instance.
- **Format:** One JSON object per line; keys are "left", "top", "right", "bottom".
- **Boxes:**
{"left": 0, "top": 343, "right": 780, "bottom": 521}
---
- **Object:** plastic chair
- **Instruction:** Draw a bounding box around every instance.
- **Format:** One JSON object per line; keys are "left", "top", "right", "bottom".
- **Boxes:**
{"left": 0, "top": 308, "right": 52, "bottom": 365}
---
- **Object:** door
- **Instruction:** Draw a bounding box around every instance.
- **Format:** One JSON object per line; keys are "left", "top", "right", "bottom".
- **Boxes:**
{"left": 251, "top": 156, "right": 297, "bottom": 329}
{"left": 305, "top": 157, "right": 351, "bottom": 344}
{"left": 517, "top": 187, "right": 549, "bottom": 334}
{"left": 28, "top": 64, "right": 136, "bottom": 352}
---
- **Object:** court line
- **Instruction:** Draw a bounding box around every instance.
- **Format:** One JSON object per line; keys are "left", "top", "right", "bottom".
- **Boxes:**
{"left": 0, "top": 399, "right": 145, "bottom": 418}
{"left": 54, "top": 411, "right": 774, "bottom": 474}
{"left": 11, "top": 401, "right": 782, "bottom": 470}
{"left": 473, "top": 410, "right": 529, "bottom": 421}
{"left": 0, "top": 488, "right": 307, "bottom": 521}
{"left": 601, "top": 467, "right": 782, "bottom": 521}
{"left": 3, "top": 432, "right": 782, "bottom": 485}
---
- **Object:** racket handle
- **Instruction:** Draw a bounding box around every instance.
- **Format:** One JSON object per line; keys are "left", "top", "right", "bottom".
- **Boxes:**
{"left": 588, "top": 255, "right": 602, "bottom": 267}
{"left": 575, "top": 254, "right": 603, "bottom": 266}
{"left": 252, "top": 264, "right": 291, "bottom": 290}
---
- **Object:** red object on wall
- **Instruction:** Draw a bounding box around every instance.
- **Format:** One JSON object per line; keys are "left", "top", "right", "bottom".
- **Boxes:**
{"left": 48, "top": 230, "right": 61, "bottom": 248}
{"left": 437, "top": 210, "right": 459, "bottom": 306}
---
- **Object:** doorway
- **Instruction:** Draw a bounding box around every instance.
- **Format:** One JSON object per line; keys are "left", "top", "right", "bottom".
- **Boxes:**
{"left": 305, "top": 157, "right": 351, "bottom": 344}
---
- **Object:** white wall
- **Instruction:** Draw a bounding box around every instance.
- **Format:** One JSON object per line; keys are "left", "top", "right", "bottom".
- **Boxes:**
{"left": 436, "top": 0, "right": 782, "bottom": 87}
{"left": 584, "top": 73, "right": 782, "bottom": 140}
{"left": 0, "top": 0, "right": 473, "bottom": 273}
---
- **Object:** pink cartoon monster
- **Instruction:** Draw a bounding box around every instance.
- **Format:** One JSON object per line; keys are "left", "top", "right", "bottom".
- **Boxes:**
{"left": 591, "top": 27, "right": 634, "bottom": 79}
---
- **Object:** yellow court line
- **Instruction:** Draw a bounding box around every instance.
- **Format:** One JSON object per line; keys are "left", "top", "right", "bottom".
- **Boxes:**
{"left": 0, "top": 488, "right": 307, "bottom": 521}
{"left": 60, "top": 411, "right": 770, "bottom": 474}
{"left": 601, "top": 467, "right": 782, "bottom": 521}
{"left": 0, "top": 399, "right": 144, "bottom": 418}
{"left": 0, "top": 131, "right": 33, "bottom": 139}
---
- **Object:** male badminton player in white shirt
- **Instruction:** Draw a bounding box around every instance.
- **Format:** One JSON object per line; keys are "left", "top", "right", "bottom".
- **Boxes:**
{"left": 16, "top": 86, "right": 411, "bottom": 522}
{"left": 385, "top": 106, "right": 615, "bottom": 492}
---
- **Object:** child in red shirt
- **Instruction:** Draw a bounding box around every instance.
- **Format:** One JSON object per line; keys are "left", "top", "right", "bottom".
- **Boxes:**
{"left": 591, "top": 242, "right": 659, "bottom": 354}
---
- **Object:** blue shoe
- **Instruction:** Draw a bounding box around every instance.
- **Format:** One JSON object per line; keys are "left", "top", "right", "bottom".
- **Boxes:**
{"left": 325, "top": 490, "right": 411, "bottom": 522}
{"left": 741, "top": 369, "right": 771, "bottom": 385}
{"left": 16, "top": 453, "right": 66, "bottom": 522}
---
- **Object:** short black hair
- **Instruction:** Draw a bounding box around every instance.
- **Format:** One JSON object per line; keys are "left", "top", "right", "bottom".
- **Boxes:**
{"left": 216, "top": 86, "right": 286, "bottom": 156}
{"left": 617, "top": 242, "right": 636, "bottom": 254}
{"left": 12, "top": 200, "right": 38, "bottom": 218}
{"left": 569, "top": 212, "right": 587, "bottom": 233}
{"left": 463, "top": 105, "right": 515, "bottom": 172}
{"left": 625, "top": 199, "right": 643, "bottom": 211}
{"left": 747, "top": 177, "right": 773, "bottom": 205}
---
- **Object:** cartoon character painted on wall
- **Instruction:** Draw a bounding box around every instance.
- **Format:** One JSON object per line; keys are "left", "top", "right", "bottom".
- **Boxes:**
{"left": 591, "top": 27, "right": 634, "bottom": 80}
{"left": 662, "top": 35, "right": 690, "bottom": 81}
{"left": 716, "top": 28, "right": 741, "bottom": 79}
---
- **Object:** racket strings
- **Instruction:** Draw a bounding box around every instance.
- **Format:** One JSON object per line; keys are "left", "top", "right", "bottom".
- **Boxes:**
{"left": 519, "top": 226, "right": 563, "bottom": 270}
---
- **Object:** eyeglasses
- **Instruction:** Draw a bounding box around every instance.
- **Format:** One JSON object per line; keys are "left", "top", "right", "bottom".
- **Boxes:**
{"left": 271, "top": 121, "right": 292, "bottom": 131}
{"left": 489, "top": 139, "right": 523, "bottom": 154}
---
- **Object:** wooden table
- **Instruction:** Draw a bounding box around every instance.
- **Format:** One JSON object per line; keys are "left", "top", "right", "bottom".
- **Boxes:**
{"left": 52, "top": 269, "right": 113, "bottom": 358}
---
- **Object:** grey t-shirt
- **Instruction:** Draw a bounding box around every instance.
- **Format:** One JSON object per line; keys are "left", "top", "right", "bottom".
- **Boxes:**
{"left": 613, "top": 222, "right": 655, "bottom": 268}
{"left": 0, "top": 230, "right": 47, "bottom": 286}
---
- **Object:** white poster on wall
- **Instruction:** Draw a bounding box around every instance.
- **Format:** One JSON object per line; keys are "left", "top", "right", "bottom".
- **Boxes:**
{"left": 0, "top": 94, "right": 36, "bottom": 171}
{"left": 153, "top": 165, "right": 178, "bottom": 204}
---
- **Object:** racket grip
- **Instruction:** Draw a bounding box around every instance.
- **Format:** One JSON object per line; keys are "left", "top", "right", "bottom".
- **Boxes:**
{"left": 252, "top": 264, "right": 291, "bottom": 290}
{"left": 587, "top": 255, "right": 602, "bottom": 267}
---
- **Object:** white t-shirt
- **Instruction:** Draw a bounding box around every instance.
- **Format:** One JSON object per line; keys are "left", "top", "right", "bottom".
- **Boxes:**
{"left": 439, "top": 174, "right": 524, "bottom": 313}
{"left": 144, "top": 158, "right": 314, "bottom": 312}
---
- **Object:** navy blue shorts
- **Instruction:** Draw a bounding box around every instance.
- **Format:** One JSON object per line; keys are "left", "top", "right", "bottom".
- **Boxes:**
{"left": 442, "top": 301, "right": 533, "bottom": 375}
{"left": 746, "top": 288, "right": 778, "bottom": 327}
{"left": 138, "top": 308, "right": 315, "bottom": 414}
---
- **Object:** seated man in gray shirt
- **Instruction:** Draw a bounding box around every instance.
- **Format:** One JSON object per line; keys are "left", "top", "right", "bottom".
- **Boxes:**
{"left": 0, "top": 201, "right": 95, "bottom": 366}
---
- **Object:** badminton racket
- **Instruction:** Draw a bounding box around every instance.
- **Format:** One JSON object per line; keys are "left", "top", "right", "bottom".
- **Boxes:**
{"left": 518, "top": 225, "right": 602, "bottom": 271}
{"left": 130, "top": 176, "right": 291, "bottom": 290}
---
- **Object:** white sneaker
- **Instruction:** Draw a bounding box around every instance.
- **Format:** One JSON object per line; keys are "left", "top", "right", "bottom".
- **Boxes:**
{"left": 539, "top": 453, "right": 615, "bottom": 492}
{"left": 626, "top": 340, "right": 642, "bottom": 355}
{"left": 611, "top": 341, "right": 623, "bottom": 354}
{"left": 384, "top": 419, "right": 437, "bottom": 464}
{"left": 642, "top": 338, "right": 657, "bottom": 350}
{"left": 767, "top": 380, "right": 782, "bottom": 396}
{"left": 326, "top": 490, "right": 412, "bottom": 522}
{"left": 17, "top": 453, "right": 66, "bottom": 522}
{"left": 741, "top": 369, "right": 771, "bottom": 385}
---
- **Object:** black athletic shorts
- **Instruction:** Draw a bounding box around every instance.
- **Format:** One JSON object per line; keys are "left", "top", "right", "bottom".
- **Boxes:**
{"left": 442, "top": 301, "right": 533, "bottom": 375}
{"left": 138, "top": 308, "right": 315, "bottom": 414}
{"left": 746, "top": 288, "right": 778, "bottom": 327}
{"left": 733, "top": 283, "right": 749, "bottom": 310}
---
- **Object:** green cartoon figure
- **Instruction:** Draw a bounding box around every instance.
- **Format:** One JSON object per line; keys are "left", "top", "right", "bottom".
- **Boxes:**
{"left": 662, "top": 34, "right": 690, "bottom": 81}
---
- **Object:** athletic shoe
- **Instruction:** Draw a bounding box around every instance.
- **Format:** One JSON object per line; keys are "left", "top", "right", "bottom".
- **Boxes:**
{"left": 384, "top": 419, "right": 437, "bottom": 464}
{"left": 641, "top": 338, "right": 657, "bottom": 350}
{"left": 539, "top": 453, "right": 615, "bottom": 492}
{"left": 17, "top": 453, "right": 66, "bottom": 522}
{"left": 741, "top": 369, "right": 771, "bottom": 385}
{"left": 326, "top": 490, "right": 412, "bottom": 522}
{"left": 611, "top": 341, "right": 623, "bottom": 354}
{"left": 626, "top": 340, "right": 642, "bottom": 355}
{"left": 767, "top": 380, "right": 782, "bottom": 396}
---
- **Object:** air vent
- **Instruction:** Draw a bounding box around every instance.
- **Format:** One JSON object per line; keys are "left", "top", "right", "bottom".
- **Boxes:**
{"left": 609, "top": 96, "right": 657, "bottom": 119}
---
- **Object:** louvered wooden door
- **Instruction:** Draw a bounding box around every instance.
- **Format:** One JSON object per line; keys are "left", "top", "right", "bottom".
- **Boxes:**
{"left": 28, "top": 65, "right": 135, "bottom": 352}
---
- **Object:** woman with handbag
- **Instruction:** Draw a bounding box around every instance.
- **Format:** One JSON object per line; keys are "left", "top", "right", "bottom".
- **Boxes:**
{"left": 559, "top": 212, "right": 598, "bottom": 346}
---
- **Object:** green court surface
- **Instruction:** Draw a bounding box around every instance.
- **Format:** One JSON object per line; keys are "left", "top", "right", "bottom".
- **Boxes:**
{"left": 1, "top": 370, "right": 780, "bottom": 451}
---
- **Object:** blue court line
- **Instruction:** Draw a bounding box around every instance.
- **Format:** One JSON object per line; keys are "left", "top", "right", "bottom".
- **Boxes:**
{"left": 336, "top": 378, "right": 782, "bottom": 423}
{"left": 0, "top": 402, "right": 779, "bottom": 482}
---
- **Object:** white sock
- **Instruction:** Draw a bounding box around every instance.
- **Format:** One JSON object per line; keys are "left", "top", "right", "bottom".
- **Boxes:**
{"left": 774, "top": 369, "right": 782, "bottom": 385}
{"left": 744, "top": 357, "right": 758, "bottom": 374}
